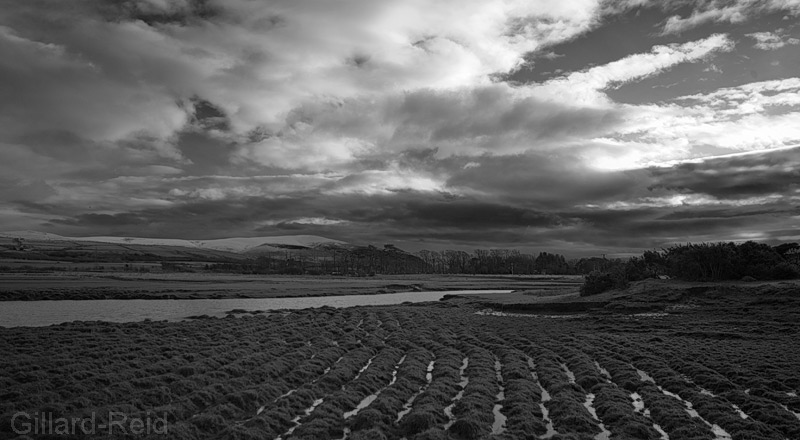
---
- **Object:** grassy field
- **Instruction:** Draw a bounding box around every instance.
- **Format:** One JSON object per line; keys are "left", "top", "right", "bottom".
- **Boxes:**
{"left": 1, "top": 282, "right": 799, "bottom": 439}
{"left": 0, "top": 273, "right": 582, "bottom": 300}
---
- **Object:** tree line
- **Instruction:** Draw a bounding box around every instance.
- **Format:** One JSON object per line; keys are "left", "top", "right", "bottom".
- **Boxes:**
{"left": 581, "top": 241, "right": 800, "bottom": 296}
{"left": 205, "top": 246, "right": 632, "bottom": 276}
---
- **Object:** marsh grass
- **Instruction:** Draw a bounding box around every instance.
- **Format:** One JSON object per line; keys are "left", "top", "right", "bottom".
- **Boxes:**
{"left": 2, "top": 299, "right": 799, "bottom": 439}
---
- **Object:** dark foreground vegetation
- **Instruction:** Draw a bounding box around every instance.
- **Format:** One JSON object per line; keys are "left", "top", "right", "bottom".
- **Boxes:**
{"left": 2, "top": 284, "right": 800, "bottom": 439}
{"left": 581, "top": 241, "right": 800, "bottom": 296}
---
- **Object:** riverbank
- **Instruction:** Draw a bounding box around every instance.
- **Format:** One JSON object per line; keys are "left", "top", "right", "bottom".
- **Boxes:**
{"left": 0, "top": 272, "right": 581, "bottom": 301}
{"left": 444, "top": 278, "right": 800, "bottom": 314}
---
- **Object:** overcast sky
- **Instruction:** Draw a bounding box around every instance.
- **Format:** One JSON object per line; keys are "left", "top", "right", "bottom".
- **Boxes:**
{"left": 1, "top": 0, "right": 799, "bottom": 256}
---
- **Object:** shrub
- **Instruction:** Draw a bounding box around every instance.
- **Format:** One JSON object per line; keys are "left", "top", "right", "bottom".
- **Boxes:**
{"left": 415, "top": 427, "right": 449, "bottom": 440}
{"left": 350, "top": 428, "right": 387, "bottom": 440}
{"left": 399, "top": 412, "right": 436, "bottom": 436}
{"left": 447, "top": 418, "right": 483, "bottom": 439}
{"left": 771, "top": 262, "right": 800, "bottom": 280}
{"left": 580, "top": 269, "right": 628, "bottom": 296}
{"left": 350, "top": 408, "right": 383, "bottom": 432}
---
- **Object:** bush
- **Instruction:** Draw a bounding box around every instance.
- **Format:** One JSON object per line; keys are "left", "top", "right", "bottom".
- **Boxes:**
{"left": 447, "top": 419, "right": 483, "bottom": 439}
{"left": 350, "top": 409, "right": 383, "bottom": 432}
{"left": 350, "top": 427, "right": 387, "bottom": 440}
{"left": 771, "top": 262, "right": 800, "bottom": 280}
{"left": 415, "top": 427, "right": 449, "bottom": 440}
{"left": 399, "top": 412, "right": 436, "bottom": 436}
{"left": 580, "top": 269, "right": 628, "bottom": 296}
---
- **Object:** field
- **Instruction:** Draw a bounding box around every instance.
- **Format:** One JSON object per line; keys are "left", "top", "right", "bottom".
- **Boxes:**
{"left": 1, "top": 282, "right": 799, "bottom": 439}
{"left": 0, "top": 272, "right": 582, "bottom": 300}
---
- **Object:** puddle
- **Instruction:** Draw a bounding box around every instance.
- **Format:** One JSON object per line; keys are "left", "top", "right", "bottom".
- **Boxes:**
{"left": 699, "top": 387, "right": 716, "bottom": 397}
{"left": 312, "top": 356, "right": 343, "bottom": 386}
{"left": 275, "top": 397, "right": 324, "bottom": 440}
{"left": 731, "top": 404, "right": 748, "bottom": 419}
{"left": 636, "top": 368, "right": 656, "bottom": 384}
{"left": 710, "top": 425, "right": 732, "bottom": 440}
{"left": 426, "top": 360, "right": 433, "bottom": 383}
{"left": 630, "top": 313, "right": 670, "bottom": 318}
{"left": 595, "top": 361, "right": 612, "bottom": 382}
{"left": 527, "top": 356, "right": 557, "bottom": 439}
{"left": 648, "top": 376, "right": 731, "bottom": 440}
{"left": 631, "top": 392, "right": 647, "bottom": 414}
{"left": 779, "top": 403, "right": 800, "bottom": 421}
{"left": 476, "top": 310, "right": 588, "bottom": 319}
{"left": 389, "top": 355, "right": 406, "bottom": 386}
{"left": 349, "top": 355, "right": 375, "bottom": 384}
{"left": 491, "top": 358, "right": 507, "bottom": 435}
{"left": 396, "top": 360, "right": 435, "bottom": 422}
{"left": 633, "top": 366, "right": 726, "bottom": 438}
{"left": 343, "top": 395, "right": 378, "bottom": 420}
{"left": 560, "top": 362, "right": 576, "bottom": 384}
{"left": 654, "top": 423, "right": 670, "bottom": 440}
{"left": 583, "top": 393, "right": 611, "bottom": 440}
{"left": 343, "top": 355, "right": 406, "bottom": 420}
{"left": 443, "top": 358, "right": 469, "bottom": 430}
{"left": 631, "top": 392, "right": 669, "bottom": 440}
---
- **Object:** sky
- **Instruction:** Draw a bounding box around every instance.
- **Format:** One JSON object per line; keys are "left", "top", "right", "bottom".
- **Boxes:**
{"left": 1, "top": 0, "right": 799, "bottom": 256}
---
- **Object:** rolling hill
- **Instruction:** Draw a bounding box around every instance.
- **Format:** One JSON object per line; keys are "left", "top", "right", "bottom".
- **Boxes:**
{"left": 0, "top": 231, "right": 347, "bottom": 254}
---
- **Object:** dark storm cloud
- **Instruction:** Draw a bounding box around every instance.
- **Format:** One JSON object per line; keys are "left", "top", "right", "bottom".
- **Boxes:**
{"left": 52, "top": 213, "right": 148, "bottom": 227}
{"left": 98, "top": 0, "right": 220, "bottom": 26}
{"left": 13, "top": 130, "right": 94, "bottom": 162}
{"left": 0, "top": 179, "right": 57, "bottom": 203}
{"left": 647, "top": 147, "right": 800, "bottom": 198}
{"left": 341, "top": 197, "right": 571, "bottom": 229}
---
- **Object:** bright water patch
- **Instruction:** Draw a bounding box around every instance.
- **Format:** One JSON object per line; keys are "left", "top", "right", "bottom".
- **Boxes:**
{"left": 491, "top": 359, "right": 507, "bottom": 435}
{"left": 343, "top": 355, "right": 406, "bottom": 420}
{"left": 527, "top": 356, "right": 557, "bottom": 439}
{"left": 0, "top": 290, "right": 513, "bottom": 327}
{"left": 583, "top": 393, "right": 611, "bottom": 440}
{"left": 560, "top": 363, "right": 576, "bottom": 384}
{"left": 396, "top": 360, "right": 435, "bottom": 422}
{"left": 443, "top": 358, "right": 469, "bottom": 430}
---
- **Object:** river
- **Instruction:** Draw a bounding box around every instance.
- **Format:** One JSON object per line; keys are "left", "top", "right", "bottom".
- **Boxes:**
{"left": 0, "top": 290, "right": 510, "bottom": 327}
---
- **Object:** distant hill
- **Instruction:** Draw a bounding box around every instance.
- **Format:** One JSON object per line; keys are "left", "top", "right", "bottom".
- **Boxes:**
{"left": 0, "top": 231, "right": 348, "bottom": 254}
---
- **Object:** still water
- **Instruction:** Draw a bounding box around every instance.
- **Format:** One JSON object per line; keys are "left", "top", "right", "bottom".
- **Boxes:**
{"left": 0, "top": 290, "right": 511, "bottom": 327}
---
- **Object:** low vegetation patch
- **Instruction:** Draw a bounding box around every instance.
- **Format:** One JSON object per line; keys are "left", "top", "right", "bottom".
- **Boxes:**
{"left": 2, "top": 291, "right": 799, "bottom": 439}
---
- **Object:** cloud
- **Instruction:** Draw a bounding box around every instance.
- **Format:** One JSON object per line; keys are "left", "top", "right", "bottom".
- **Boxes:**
{"left": 746, "top": 29, "right": 800, "bottom": 50}
{"left": 592, "top": 78, "right": 800, "bottom": 169}
{"left": 232, "top": 33, "right": 733, "bottom": 171}
{"left": 661, "top": 0, "right": 800, "bottom": 35}
{"left": 0, "top": 0, "right": 610, "bottom": 146}
{"left": 535, "top": 34, "right": 734, "bottom": 104}
{"left": 647, "top": 147, "right": 800, "bottom": 199}
{"left": 2, "top": 0, "right": 799, "bottom": 253}
{"left": 8, "top": 146, "right": 795, "bottom": 253}
{"left": 0, "top": 24, "right": 190, "bottom": 143}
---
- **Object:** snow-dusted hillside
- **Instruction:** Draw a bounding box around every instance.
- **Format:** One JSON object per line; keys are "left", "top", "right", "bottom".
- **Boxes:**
{"left": 0, "top": 231, "right": 347, "bottom": 253}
